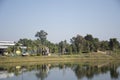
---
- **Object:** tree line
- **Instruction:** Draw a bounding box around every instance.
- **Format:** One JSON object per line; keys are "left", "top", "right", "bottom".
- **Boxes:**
{"left": 7, "top": 30, "right": 120, "bottom": 55}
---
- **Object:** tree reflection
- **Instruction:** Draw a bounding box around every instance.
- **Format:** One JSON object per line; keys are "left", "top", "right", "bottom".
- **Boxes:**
{"left": 0, "top": 62, "right": 120, "bottom": 80}
{"left": 86, "top": 66, "right": 94, "bottom": 79}
{"left": 110, "top": 64, "right": 119, "bottom": 79}
{"left": 36, "top": 64, "right": 50, "bottom": 80}
{"left": 73, "top": 65, "right": 94, "bottom": 79}
{"left": 72, "top": 62, "right": 120, "bottom": 80}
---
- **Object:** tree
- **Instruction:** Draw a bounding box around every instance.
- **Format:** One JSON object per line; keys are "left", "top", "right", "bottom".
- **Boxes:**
{"left": 84, "top": 34, "right": 99, "bottom": 52}
{"left": 68, "top": 44, "right": 72, "bottom": 54}
{"left": 99, "top": 41, "right": 109, "bottom": 51}
{"left": 109, "top": 38, "right": 119, "bottom": 51}
{"left": 71, "top": 37, "right": 77, "bottom": 54}
{"left": 93, "top": 38, "right": 99, "bottom": 52}
{"left": 84, "top": 34, "right": 94, "bottom": 52}
{"left": 18, "top": 38, "right": 34, "bottom": 47}
{"left": 84, "top": 34, "right": 93, "bottom": 41}
{"left": 6, "top": 46, "right": 14, "bottom": 54}
{"left": 71, "top": 35, "right": 85, "bottom": 54}
{"left": 58, "top": 40, "right": 67, "bottom": 54}
{"left": 35, "top": 30, "right": 48, "bottom": 45}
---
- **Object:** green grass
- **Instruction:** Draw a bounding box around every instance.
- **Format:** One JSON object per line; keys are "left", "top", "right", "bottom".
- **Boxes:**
{"left": 0, "top": 52, "right": 119, "bottom": 63}
{"left": 1, "top": 53, "right": 120, "bottom": 69}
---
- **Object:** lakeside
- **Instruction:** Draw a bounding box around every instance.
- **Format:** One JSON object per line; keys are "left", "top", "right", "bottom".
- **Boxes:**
{"left": 0, "top": 53, "right": 120, "bottom": 63}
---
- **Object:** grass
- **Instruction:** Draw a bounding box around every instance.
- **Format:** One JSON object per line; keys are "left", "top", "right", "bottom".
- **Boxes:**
{"left": 0, "top": 52, "right": 119, "bottom": 63}
{"left": 1, "top": 53, "right": 120, "bottom": 69}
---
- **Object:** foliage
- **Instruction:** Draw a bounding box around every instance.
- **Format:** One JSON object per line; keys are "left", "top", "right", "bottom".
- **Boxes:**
{"left": 109, "top": 38, "right": 119, "bottom": 51}
{"left": 35, "top": 30, "right": 48, "bottom": 45}
{"left": 5, "top": 30, "right": 120, "bottom": 56}
{"left": 99, "top": 41, "right": 109, "bottom": 51}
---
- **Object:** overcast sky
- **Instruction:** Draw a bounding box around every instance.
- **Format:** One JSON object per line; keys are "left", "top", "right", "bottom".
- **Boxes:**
{"left": 0, "top": 0, "right": 120, "bottom": 43}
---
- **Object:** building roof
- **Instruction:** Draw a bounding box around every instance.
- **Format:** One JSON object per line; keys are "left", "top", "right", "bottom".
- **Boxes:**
{"left": 0, "top": 41, "right": 15, "bottom": 46}
{"left": 0, "top": 41, "right": 15, "bottom": 49}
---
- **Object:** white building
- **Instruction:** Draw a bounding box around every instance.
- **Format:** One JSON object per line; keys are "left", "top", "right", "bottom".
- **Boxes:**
{"left": 0, "top": 41, "right": 15, "bottom": 55}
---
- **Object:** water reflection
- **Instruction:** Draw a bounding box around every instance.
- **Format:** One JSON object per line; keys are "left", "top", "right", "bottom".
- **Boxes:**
{"left": 0, "top": 61, "right": 120, "bottom": 80}
{"left": 110, "top": 64, "right": 119, "bottom": 79}
{"left": 36, "top": 64, "right": 50, "bottom": 80}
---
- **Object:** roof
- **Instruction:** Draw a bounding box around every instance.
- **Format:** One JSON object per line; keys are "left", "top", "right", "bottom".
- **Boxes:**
{"left": 0, "top": 41, "right": 15, "bottom": 49}
{"left": 0, "top": 41, "right": 15, "bottom": 46}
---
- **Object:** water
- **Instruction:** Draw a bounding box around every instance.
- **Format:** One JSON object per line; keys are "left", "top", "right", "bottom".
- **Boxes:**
{"left": 0, "top": 61, "right": 120, "bottom": 80}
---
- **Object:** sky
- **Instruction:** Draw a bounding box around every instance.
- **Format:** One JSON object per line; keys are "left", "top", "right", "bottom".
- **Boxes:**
{"left": 0, "top": 0, "right": 120, "bottom": 43}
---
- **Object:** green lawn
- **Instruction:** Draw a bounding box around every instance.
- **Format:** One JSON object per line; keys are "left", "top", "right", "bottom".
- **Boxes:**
{"left": 0, "top": 52, "right": 119, "bottom": 63}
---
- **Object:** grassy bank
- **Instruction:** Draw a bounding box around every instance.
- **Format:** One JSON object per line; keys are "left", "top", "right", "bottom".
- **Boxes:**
{"left": 0, "top": 53, "right": 120, "bottom": 63}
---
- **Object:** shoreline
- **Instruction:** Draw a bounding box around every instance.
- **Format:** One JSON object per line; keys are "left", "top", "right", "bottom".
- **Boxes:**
{"left": 0, "top": 53, "right": 119, "bottom": 63}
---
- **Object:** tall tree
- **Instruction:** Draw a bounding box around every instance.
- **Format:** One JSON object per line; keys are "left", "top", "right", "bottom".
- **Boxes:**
{"left": 71, "top": 35, "right": 85, "bottom": 54}
{"left": 84, "top": 34, "right": 99, "bottom": 52}
{"left": 84, "top": 34, "right": 93, "bottom": 52}
{"left": 99, "top": 41, "right": 109, "bottom": 51}
{"left": 93, "top": 38, "right": 99, "bottom": 52}
{"left": 59, "top": 40, "right": 67, "bottom": 54}
{"left": 84, "top": 34, "right": 93, "bottom": 41}
{"left": 35, "top": 30, "right": 48, "bottom": 45}
{"left": 109, "top": 38, "right": 119, "bottom": 51}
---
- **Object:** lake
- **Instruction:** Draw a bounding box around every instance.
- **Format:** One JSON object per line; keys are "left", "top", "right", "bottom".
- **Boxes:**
{"left": 0, "top": 61, "right": 120, "bottom": 80}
